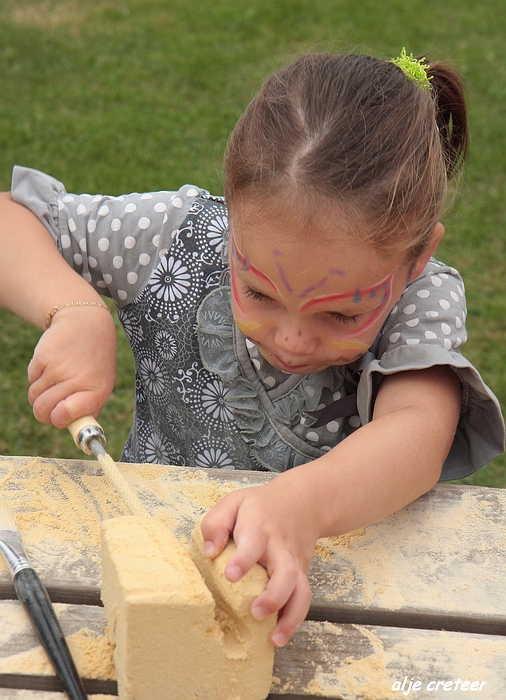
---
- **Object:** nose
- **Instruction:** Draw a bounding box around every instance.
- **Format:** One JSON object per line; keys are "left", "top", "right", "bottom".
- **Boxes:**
{"left": 274, "top": 317, "right": 316, "bottom": 356}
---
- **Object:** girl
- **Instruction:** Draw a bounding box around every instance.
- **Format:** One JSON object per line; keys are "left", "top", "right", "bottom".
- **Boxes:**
{"left": 0, "top": 51, "right": 503, "bottom": 648}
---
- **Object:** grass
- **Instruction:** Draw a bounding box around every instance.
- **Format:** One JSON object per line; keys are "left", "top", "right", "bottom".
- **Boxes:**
{"left": 0, "top": 0, "right": 504, "bottom": 483}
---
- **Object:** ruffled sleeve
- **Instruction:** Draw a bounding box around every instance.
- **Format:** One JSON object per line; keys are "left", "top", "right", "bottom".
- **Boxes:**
{"left": 11, "top": 165, "right": 201, "bottom": 307}
{"left": 356, "top": 259, "right": 504, "bottom": 480}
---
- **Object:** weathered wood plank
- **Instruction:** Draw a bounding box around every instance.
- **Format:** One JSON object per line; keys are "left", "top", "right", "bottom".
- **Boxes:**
{"left": 1, "top": 456, "right": 505, "bottom": 635}
{"left": 1, "top": 601, "right": 504, "bottom": 698}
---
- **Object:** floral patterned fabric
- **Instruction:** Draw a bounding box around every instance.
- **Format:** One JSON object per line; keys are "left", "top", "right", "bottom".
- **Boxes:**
{"left": 11, "top": 166, "right": 505, "bottom": 479}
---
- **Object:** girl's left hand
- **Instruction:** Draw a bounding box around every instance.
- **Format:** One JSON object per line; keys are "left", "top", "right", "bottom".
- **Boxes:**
{"left": 199, "top": 476, "right": 317, "bottom": 647}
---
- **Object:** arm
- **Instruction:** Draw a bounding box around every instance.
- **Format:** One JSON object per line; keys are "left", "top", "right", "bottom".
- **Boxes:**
{"left": 201, "top": 365, "right": 461, "bottom": 646}
{"left": 0, "top": 192, "right": 117, "bottom": 426}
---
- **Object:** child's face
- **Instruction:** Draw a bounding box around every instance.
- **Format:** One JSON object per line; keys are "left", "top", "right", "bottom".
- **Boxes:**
{"left": 229, "top": 198, "right": 416, "bottom": 375}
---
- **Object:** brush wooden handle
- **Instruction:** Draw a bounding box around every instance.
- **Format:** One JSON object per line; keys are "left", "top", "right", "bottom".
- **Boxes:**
{"left": 68, "top": 417, "right": 150, "bottom": 518}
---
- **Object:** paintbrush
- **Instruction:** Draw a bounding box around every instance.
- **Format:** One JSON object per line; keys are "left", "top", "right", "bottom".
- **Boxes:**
{"left": 0, "top": 502, "right": 89, "bottom": 700}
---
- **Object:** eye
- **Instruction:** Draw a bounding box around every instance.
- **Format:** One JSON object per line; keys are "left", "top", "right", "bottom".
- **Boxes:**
{"left": 243, "top": 286, "right": 272, "bottom": 302}
{"left": 327, "top": 311, "right": 365, "bottom": 325}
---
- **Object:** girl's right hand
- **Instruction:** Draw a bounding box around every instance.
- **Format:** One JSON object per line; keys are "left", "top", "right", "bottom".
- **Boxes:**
{"left": 27, "top": 305, "right": 117, "bottom": 428}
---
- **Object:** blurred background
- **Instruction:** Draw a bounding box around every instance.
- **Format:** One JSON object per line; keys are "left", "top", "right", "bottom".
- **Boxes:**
{"left": 0, "top": 0, "right": 504, "bottom": 485}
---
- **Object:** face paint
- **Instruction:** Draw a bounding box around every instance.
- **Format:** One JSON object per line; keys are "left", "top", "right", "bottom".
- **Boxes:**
{"left": 231, "top": 233, "right": 278, "bottom": 291}
{"left": 235, "top": 319, "right": 262, "bottom": 334}
{"left": 272, "top": 250, "right": 293, "bottom": 294}
{"left": 328, "top": 339, "right": 370, "bottom": 352}
{"left": 299, "top": 268, "right": 396, "bottom": 313}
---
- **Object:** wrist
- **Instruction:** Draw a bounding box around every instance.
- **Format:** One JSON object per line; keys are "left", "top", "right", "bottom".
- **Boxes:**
{"left": 41, "top": 300, "right": 112, "bottom": 331}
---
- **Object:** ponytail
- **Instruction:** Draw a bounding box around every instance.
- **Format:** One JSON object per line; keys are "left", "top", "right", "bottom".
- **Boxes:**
{"left": 426, "top": 61, "right": 469, "bottom": 179}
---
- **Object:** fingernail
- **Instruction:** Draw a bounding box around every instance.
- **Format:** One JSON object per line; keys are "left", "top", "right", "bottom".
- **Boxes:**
{"left": 226, "top": 564, "right": 242, "bottom": 582}
{"left": 271, "top": 632, "right": 287, "bottom": 648}
{"left": 203, "top": 541, "right": 215, "bottom": 557}
{"left": 251, "top": 604, "right": 269, "bottom": 621}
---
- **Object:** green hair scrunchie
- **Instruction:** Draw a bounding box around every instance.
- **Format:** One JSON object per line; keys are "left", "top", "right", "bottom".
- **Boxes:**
{"left": 390, "top": 48, "right": 433, "bottom": 92}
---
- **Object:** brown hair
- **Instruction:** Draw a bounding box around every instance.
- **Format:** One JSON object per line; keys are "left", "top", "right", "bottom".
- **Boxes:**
{"left": 224, "top": 53, "right": 468, "bottom": 259}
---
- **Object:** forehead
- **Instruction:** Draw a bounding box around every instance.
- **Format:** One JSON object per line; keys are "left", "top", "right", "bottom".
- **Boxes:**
{"left": 230, "top": 197, "right": 404, "bottom": 296}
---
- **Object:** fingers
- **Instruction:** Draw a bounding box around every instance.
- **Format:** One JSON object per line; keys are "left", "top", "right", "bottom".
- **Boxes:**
{"left": 268, "top": 572, "right": 312, "bottom": 647}
{"left": 200, "top": 491, "right": 243, "bottom": 559}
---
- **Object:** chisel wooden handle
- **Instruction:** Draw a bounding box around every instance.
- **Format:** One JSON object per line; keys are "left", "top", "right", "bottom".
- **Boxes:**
{"left": 68, "top": 417, "right": 150, "bottom": 518}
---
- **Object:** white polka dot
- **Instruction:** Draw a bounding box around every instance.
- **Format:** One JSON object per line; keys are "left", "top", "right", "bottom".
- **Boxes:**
{"left": 455, "top": 317, "right": 462, "bottom": 329}
{"left": 124, "top": 203, "right": 136, "bottom": 213}
{"left": 138, "top": 217, "right": 151, "bottom": 229}
{"left": 61, "top": 235, "right": 71, "bottom": 249}
{"left": 139, "top": 253, "right": 151, "bottom": 266}
{"left": 430, "top": 276, "right": 443, "bottom": 287}
{"left": 326, "top": 420, "right": 340, "bottom": 433}
{"left": 440, "top": 273, "right": 448, "bottom": 279}
{"left": 91, "top": 195, "right": 102, "bottom": 203}
{"left": 88, "top": 256, "right": 97, "bottom": 268}
{"left": 87, "top": 220, "right": 96, "bottom": 234}
{"left": 426, "top": 311, "right": 439, "bottom": 318}
{"left": 417, "top": 289, "right": 430, "bottom": 298}
{"left": 439, "top": 299, "right": 450, "bottom": 310}
{"left": 321, "top": 446, "right": 332, "bottom": 452}
{"left": 306, "top": 431, "right": 319, "bottom": 442}
{"left": 441, "top": 323, "right": 451, "bottom": 336}
{"left": 111, "top": 218, "right": 121, "bottom": 232}
{"left": 403, "top": 304, "right": 416, "bottom": 315}
{"left": 406, "top": 318, "right": 419, "bottom": 327}
{"left": 98, "top": 205, "right": 110, "bottom": 217}
{"left": 113, "top": 256, "right": 124, "bottom": 269}
{"left": 98, "top": 237, "right": 110, "bottom": 252}
{"left": 389, "top": 332, "right": 401, "bottom": 343}
{"left": 457, "top": 285, "right": 464, "bottom": 296}
{"left": 116, "top": 196, "right": 124, "bottom": 202}
{"left": 159, "top": 249, "right": 168, "bottom": 259}
{"left": 444, "top": 339, "right": 452, "bottom": 350}
{"left": 154, "top": 202, "right": 167, "bottom": 213}
{"left": 171, "top": 197, "right": 183, "bottom": 209}
{"left": 187, "top": 188, "right": 198, "bottom": 197}
{"left": 349, "top": 415, "right": 361, "bottom": 428}
{"left": 332, "top": 391, "right": 341, "bottom": 400}
{"left": 264, "top": 376, "right": 276, "bottom": 388}
{"left": 58, "top": 200, "right": 64, "bottom": 211}
{"left": 252, "top": 358, "right": 261, "bottom": 370}
{"left": 127, "top": 272, "right": 138, "bottom": 284}
{"left": 76, "top": 204, "right": 87, "bottom": 216}
{"left": 300, "top": 416, "right": 306, "bottom": 425}
{"left": 152, "top": 234, "right": 160, "bottom": 247}
{"left": 406, "top": 338, "right": 420, "bottom": 345}
{"left": 390, "top": 304, "right": 398, "bottom": 315}
{"left": 304, "top": 386, "right": 315, "bottom": 397}
{"left": 79, "top": 239, "right": 87, "bottom": 252}
{"left": 450, "top": 291, "right": 459, "bottom": 302}
{"left": 124, "top": 236, "right": 136, "bottom": 249}
{"left": 245, "top": 339, "right": 255, "bottom": 349}
{"left": 68, "top": 218, "right": 76, "bottom": 233}
{"left": 73, "top": 253, "right": 83, "bottom": 265}
{"left": 455, "top": 338, "right": 463, "bottom": 348}
{"left": 103, "top": 274, "right": 113, "bottom": 284}
{"left": 425, "top": 331, "right": 438, "bottom": 339}
{"left": 83, "top": 273, "right": 92, "bottom": 283}
{"left": 163, "top": 214, "right": 169, "bottom": 224}
{"left": 140, "top": 193, "right": 153, "bottom": 200}
{"left": 97, "top": 280, "right": 107, "bottom": 288}
{"left": 118, "top": 290, "right": 127, "bottom": 301}
{"left": 62, "top": 195, "right": 74, "bottom": 203}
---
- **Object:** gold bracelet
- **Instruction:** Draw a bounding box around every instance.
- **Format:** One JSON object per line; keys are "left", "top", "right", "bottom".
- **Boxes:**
{"left": 42, "top": 301, "right": 111, "bottom": 331}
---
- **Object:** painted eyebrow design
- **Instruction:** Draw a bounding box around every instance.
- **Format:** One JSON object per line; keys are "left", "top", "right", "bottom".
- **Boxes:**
{"left": 231, "top": 234, "right": 278, "bottom": 291}
{"left": 299, "top": 270, "right": 395, "bottom": 313}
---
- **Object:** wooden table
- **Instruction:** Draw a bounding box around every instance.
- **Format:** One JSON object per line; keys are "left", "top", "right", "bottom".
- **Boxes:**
{"left": 0, "top": 455, "right": 505, "bottom": 699}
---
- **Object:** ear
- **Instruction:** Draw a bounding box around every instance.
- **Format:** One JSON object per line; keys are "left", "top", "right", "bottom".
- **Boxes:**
{"left": 408, "top": 223, "right": 445, "bottom": 282}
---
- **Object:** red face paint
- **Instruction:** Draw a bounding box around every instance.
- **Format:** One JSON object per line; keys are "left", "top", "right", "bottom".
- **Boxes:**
{"left": 299, "top": 269, "right": 396, "bottom": 313}
{"left": 231, "top": 234, "right": 278, "bottom": 292}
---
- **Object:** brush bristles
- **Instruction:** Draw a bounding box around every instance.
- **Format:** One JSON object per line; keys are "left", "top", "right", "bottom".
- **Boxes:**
{"left": 0, "top": 502, "right": 18, "bottom": 531}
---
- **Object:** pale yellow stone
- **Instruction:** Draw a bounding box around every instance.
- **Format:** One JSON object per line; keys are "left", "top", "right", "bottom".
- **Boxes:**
{"left": 101, "top": 516, "right": 276, "bottom": 700}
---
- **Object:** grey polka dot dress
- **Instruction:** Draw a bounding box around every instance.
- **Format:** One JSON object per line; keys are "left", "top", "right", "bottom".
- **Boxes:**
{"left": 12, "top": 167, "right": 504, "bottom": 480}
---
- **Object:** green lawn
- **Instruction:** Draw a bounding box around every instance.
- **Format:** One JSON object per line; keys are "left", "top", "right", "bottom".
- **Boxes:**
{"left": 0, "top": 0, "right": 505, "bottom": 484}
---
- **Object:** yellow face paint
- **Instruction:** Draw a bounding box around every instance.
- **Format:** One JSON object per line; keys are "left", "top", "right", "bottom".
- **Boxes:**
{"left": 329, "top": 339, "right": 369, "bottom": 352}
{"left": 235, "top": 320, "right": 262, "bottom": 334}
